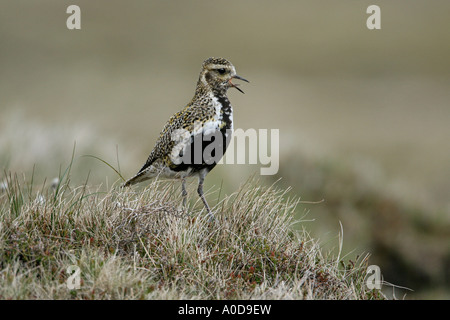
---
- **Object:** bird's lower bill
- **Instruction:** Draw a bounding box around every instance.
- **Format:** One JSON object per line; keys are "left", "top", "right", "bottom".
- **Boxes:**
{"left": 228, "top": 74, "right": 249, "bottom": 94}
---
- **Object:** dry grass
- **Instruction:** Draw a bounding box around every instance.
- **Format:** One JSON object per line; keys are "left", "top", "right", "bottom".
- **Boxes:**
{"left": 0, "top": 170, "right": 381, "bottom": 300}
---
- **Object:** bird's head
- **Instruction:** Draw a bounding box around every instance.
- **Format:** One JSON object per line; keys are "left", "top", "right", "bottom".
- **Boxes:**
{"left": 198, "top": 57, "right": 249, "bottom": 95}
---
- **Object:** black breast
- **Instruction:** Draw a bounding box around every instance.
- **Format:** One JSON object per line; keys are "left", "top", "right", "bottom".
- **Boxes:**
{"left": 171, "top": 95, "right": 233, "bottom": 174}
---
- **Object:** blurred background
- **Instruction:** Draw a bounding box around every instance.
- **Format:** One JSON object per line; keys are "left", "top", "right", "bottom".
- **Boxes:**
{"left": 1, "top": 0, "right": 449, "bottom": 299}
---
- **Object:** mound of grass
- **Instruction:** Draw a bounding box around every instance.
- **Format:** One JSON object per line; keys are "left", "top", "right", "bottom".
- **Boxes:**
{"left": 0, "top": 172, "right": 381, "bottom": 299}
{"left": 274, "top": 151, "right": 450, "bottom": 298}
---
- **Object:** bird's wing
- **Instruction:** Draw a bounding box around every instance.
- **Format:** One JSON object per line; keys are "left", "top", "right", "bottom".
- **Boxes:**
{"left": 122, "top": 108, "right": 189, "bottom": 188}
{"left": 127, "top": 101, "right": 217, "bottom": 184}
{"left": 135, "top": 109, "right": 185, "bottom": 174}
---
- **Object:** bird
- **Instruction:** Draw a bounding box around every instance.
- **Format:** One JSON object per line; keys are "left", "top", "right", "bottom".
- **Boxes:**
{"left": 122, "top": 57, "right": 248, "bottom": 221}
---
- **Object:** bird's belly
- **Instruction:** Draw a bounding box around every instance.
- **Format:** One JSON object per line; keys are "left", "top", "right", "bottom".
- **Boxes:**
{"left": 168, "top": 96, "right": 233, "bottom": 174}
{"left": 169, "top": 123, "right": 231, "bottom": 173}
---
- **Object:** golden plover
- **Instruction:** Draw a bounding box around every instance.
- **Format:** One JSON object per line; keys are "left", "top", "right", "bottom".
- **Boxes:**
{"left": 123, "top": 57, "right": 248, "bottom": 220}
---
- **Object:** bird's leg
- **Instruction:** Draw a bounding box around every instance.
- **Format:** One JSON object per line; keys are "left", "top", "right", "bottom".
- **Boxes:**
{"left": 181, "top": 178, "right": 188, "bottom": 208}
{"left": 197, "top": 170, "right": 213, "bottom": 222}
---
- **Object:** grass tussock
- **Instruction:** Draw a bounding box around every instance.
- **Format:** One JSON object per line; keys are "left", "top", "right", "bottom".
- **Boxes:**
{"left": 0, "top": 172, "right": 381, "bottom": 300}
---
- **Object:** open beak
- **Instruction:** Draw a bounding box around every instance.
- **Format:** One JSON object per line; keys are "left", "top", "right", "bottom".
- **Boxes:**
{"left": 229, "top": 75, "right": 249, "bottom": 94}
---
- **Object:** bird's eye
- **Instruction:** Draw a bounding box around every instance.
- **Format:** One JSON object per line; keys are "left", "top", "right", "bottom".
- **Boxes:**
{"left": 217, "top": 68, "right": 226, "bottom": 75}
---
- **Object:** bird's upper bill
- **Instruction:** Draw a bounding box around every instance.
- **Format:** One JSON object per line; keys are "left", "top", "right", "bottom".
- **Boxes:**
{"left": 229, "top": 74, "right": 249, "bottom": 94}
